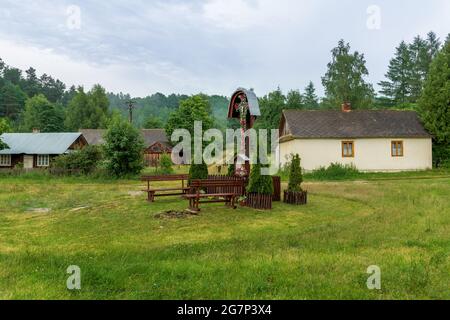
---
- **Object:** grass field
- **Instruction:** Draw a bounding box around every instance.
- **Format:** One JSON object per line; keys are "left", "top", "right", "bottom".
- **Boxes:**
{"left": 0, "top": 171, "right": 449, "bottom": 299}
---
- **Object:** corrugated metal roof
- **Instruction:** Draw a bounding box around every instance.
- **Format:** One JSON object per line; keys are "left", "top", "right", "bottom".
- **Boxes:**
{"left": 0, "top": 133, "right": 82, "bottom": 155}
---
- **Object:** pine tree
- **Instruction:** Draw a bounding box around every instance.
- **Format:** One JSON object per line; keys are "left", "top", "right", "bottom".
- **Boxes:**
{"left": 188, "top": 161, "right": 208, "bottom": 184}
{"left": 379, "top": 41, "right": 413, "bottom": 103}
{"left": 303, "top": 82, "right": 319, "bottom": 109}
{"left": 286, "top": 90, "right": 304, "bottom": 109}
{"left": 418, "top": 40, "right": 450, "bottom": 166}
{"left": 287, "top": 154, "right": 303, "bottom": 192}
{"left": 321, "top": 40, "right": 374, "bottom": 109}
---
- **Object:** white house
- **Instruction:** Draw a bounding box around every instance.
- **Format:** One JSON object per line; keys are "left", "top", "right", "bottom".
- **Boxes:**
{"left": 279, "top": 106, "right": 433, "bottom": 172}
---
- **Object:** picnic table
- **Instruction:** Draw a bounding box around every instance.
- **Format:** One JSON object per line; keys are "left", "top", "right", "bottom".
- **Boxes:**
{"left": 184, "top": 179, "right": 244, "bottom": 213}
{"left": 141, "top": 174, "right": 189, "bottom": 202}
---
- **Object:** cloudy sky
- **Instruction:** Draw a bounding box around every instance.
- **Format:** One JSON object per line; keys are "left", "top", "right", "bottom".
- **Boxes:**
{"left": 0, "top": 0, "right": 449, "bottom": 97}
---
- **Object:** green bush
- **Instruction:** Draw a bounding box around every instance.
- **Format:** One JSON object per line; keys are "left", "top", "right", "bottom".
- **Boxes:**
{"left": 103, "top": 117, "right": 145, "bottom": 177}
{"left": 306, "top": 163, "right": 360, "bottom": 180}
{"left": 159, "top": 154, "right": 174, "bottom": 175}
{"left": 287, "top": 154, "right": 303, "bottom": 192}
{"left": 432, "top": 144, "right": 450, "bottom": 168}
{"left": 247, "top": 163, "right": 274, "bottom": 195}
{"left": 188, "top": 162, "right": 208, "bottom": 184}
{"left": 227, "top": 163, "right": 235, "bottom": 176}
{"left": 52, "top": 145, "right": 103, "bottom": 175}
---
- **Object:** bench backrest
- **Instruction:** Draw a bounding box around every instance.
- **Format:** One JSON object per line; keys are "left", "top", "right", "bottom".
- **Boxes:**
{"left": 190, "top": 179, "right": 244, "bottom": 195}
{"left": 141, "top": 174, "right": 188, "bottom": 182}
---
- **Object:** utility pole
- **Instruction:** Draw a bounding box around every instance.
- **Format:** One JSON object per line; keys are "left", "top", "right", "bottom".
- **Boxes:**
{"left": 126, "top": 100, "right": 136, "bottom": 124}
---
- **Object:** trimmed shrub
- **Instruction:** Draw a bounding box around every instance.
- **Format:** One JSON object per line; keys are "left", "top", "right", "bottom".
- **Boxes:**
{"left": 188, "top": 162, "right": 208, "bottom": 184}
{"left": 247, "top": 163, "right": 274, "bottom": 195}
{"left": 227, "top": 163, "right": 235, "bottom": 176}
{"left": 159, "top": 154, "right": 174, "bottom": 175}
{"left": 287, "top": 154, "right": 303, "bottom": 192}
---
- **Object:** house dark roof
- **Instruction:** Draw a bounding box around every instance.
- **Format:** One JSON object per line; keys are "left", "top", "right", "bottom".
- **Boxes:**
{"left": 0, "top": 133, "right": 84, "bottom": 155}
{"left": 280, "top": 110, "right": 431, "bottom": 139}
{"left": 79, "top": 129, "right": 169, "bottom": 147}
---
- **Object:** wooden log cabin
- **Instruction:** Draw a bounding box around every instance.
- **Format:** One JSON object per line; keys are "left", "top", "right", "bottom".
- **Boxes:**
{"left": 0, "top": 132, "right": 88, "bottom": 169}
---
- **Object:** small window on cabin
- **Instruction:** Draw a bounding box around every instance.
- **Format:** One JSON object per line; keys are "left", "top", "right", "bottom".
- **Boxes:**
{"left": 342, "top": 141, "right": 354, "bottom": 158}
{"left": 0, "top": 155, "right": 11, "bottom": 166}
{"left": 391, "top": 141, "right": 404, "bottom": 157}
{"left": 37, "top": 155, "right": 50, "bottom": 167}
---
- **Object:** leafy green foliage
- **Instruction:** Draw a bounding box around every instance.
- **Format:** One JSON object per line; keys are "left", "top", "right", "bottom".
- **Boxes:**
{"left": 322, "top": 40, "right": 374, "bottom": 109}
{"left": 52, "top": 145, "right": 103, "bottom": 175}
{"left": 287, "top": 154, "right": 303, "bottom": 192}
{"left": 143, "top": 116, "right": 163, "bottom": 129}
{"left": 0, "top": 117, "right": 10, "bottom": 150}
{"left": 21, "top": 94, "right": 65, "bottom": 132}
{"left": 188, "top": 162, "right": 208, "bottom": 184}
{"left": 103, "top": 117, "right": 145, "bottom": 177}
{"left": 159, "top": 154, "right": 174, "bottom": 175}
{"left": 247, "top": 163, "right": 274, "bottom": 195}
{"left": 227, "top": 163, "right": 235, "bottom": 176}
{"left": 165, "top": 95, "right": 213, "bottom": 141}
{"left": 419, "top": 40, "right": 450, "bottom": 167}
{"left": 306, "top": 163, "right": 360, "bottom": 181}
{"left": 0, "top": 82, "right": 27, "bottom": 121}
{"left": 65, "top": 85, "right": 110, "bottom": 130}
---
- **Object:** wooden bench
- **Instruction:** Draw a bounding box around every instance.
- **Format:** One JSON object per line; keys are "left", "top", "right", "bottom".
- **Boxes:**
{"left": 184, "top": 179, "right": 244, "bottom": 213}
{"left": 141, "top": 174, "right": 189, "bottom": 202}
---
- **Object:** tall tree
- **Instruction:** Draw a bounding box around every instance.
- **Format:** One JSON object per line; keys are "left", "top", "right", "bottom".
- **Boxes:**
{"left": 0, "top": 82, "right": 27, "bottom": 121}
{"left": 418, "top": 40, "right": 450, "bottom": 166}
{"left": 285, "top": 90, "right": 304, "bottom": 109}
{"left": 0, "top": 117, "right": 10, "bottom": 150}
{"left": 256, "top": 87, "right": 286, "bottom": 130}
{"left": 380, "top": 32, "right": 442, "bottom": 105}
{"left": 23, "top": 67, "right": 41, "bottom": 98}
{"left": 65, "top": 85, "right": 109, "bottom": 130}
{"left": 165, "top": 94, "right": 213, "bottom": 140}
{"left": 143, "top": 115, "right": 163, "bottom": 129}
{"left": 379, "top": 41, "right": 413, "bottom": 103}
{"left": 322, "top": 40, "right": 374, "bottom": 109}
{"left": 103, "top": 116, "right": 144, "bottom": 177}
{"left": 39, "top": 74, "right": 66, "bottom": 103}
{"left": 303, "top": 81, "right": 319, "bottom": 109}
{"left": 21, "top": 94, "right": 65, "bottom": 132}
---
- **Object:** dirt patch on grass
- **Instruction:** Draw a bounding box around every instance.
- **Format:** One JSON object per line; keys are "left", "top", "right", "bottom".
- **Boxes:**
{"left": 26, "top": 208, "right": 51, "bottom": 213}
{"left": 154, "top": 210, "right": 198, "bottom": 219}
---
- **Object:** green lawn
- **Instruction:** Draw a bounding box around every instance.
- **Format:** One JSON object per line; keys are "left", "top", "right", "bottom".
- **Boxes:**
{"left": 0, "top": 172, "right": 449, "bottom": 299}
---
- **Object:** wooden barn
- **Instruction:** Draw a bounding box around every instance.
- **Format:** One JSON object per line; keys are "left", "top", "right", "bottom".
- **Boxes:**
{"left": 79, "top": 129, "right": 171, "bottom": 167}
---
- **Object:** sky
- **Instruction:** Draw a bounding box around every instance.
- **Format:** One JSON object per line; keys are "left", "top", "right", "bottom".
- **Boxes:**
{"left": 0, "top": 0, "right": 449, "bottom": 98}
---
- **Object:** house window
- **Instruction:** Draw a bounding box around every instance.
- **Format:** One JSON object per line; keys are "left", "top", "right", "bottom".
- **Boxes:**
{"left": 392, "top": 141, "right": 404, "bottom": 157}
{"left": 37, "top": 155, "right": 50, "bottom": 167}
{"left": 342, "top": 141, "right": 354, "bottom": 158}
{"left": 0, "top": 155, "right": 11, "bottom": 166}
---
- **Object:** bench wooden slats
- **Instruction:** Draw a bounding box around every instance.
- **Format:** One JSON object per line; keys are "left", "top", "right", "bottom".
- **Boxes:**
{"left": 185, "top": 179, "right": 244, "bottom": 213}
{"left": 141, "top": 174, "right": 189, "bottom": 202}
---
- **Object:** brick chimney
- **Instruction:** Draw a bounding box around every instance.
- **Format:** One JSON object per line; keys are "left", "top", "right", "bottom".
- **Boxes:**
{"left": 341, "top": 102, "right": 352, "bottom": 112}
{"left": 32, "top": 128, "right": 40, "bottom": 134}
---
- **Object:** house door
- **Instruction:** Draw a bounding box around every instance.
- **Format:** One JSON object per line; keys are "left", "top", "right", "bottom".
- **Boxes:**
{"left": 24, "top": 155, "right": 34, "bottom": 169}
